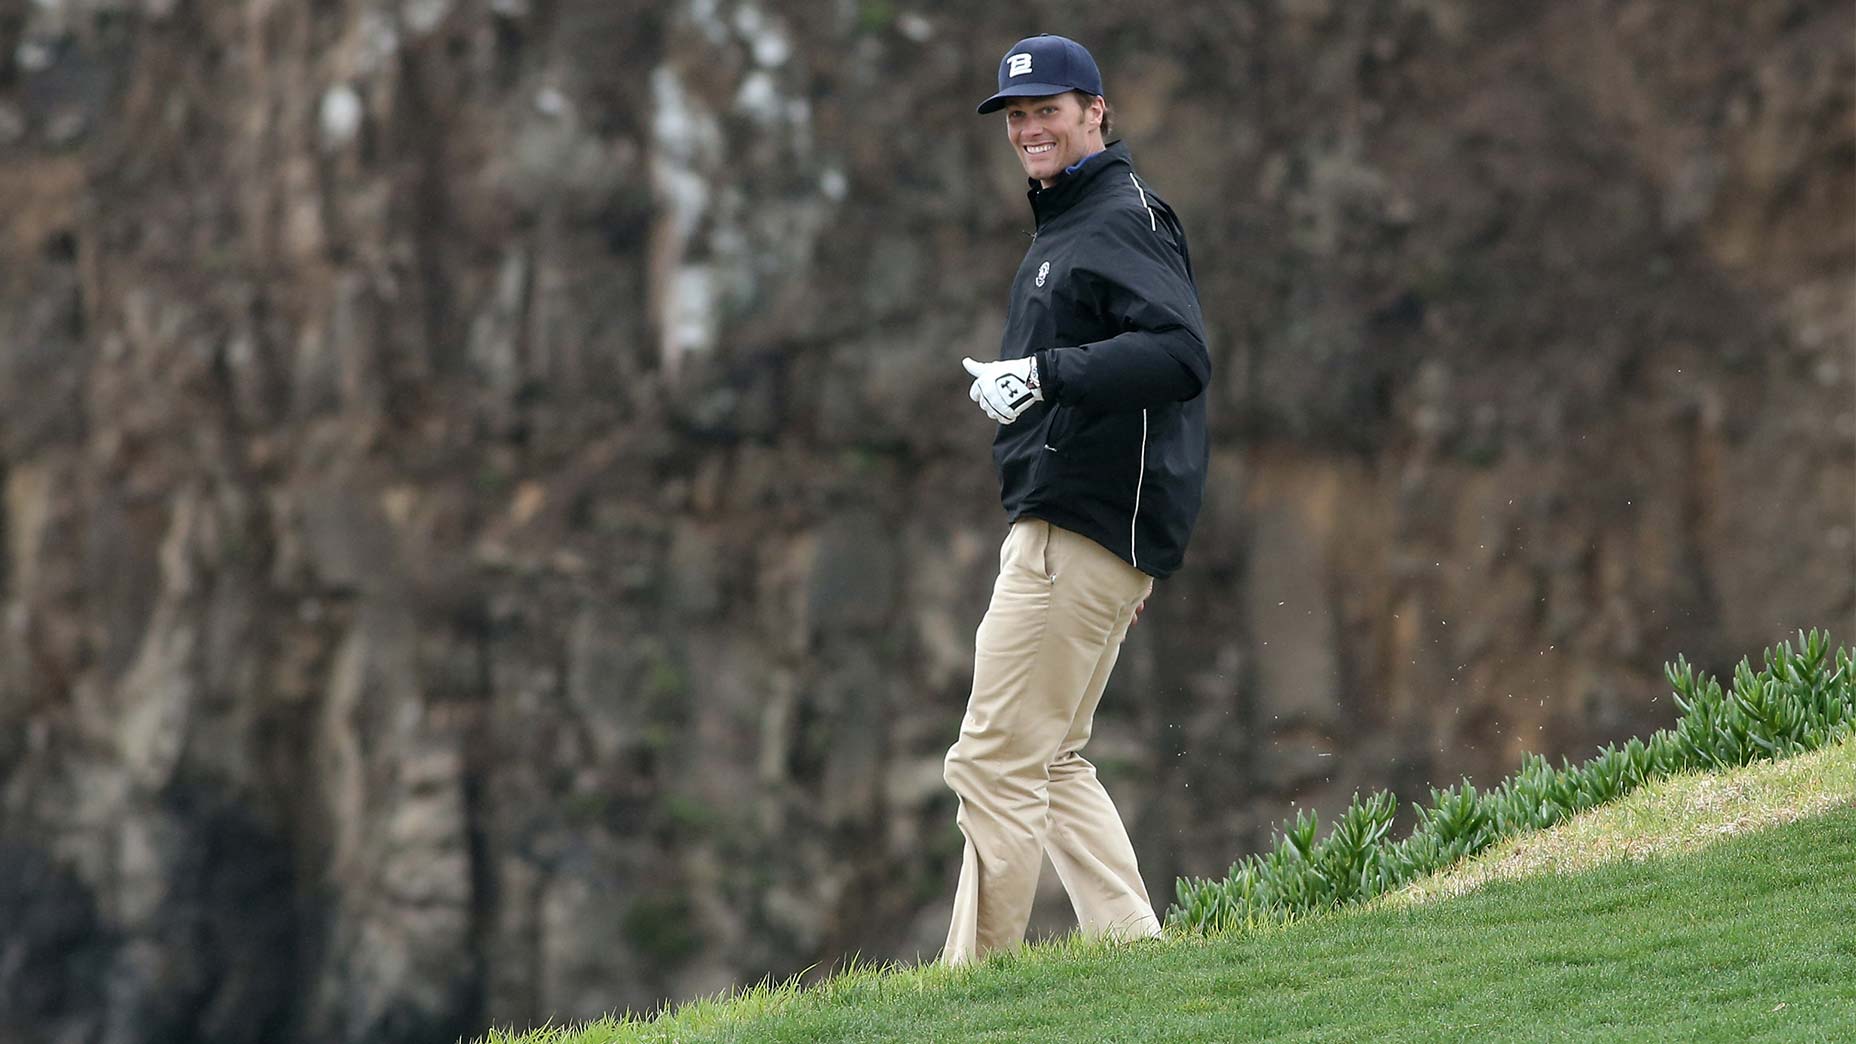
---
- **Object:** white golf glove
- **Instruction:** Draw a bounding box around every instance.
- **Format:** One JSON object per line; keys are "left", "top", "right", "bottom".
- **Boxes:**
{"left": 963, "top": 356, "right": 1042, "bottom": 425}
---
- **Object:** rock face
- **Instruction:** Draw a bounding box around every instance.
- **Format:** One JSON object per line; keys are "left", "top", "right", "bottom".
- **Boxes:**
{"left": 0, "top": 1, "right": 1850, "bottom": 1040}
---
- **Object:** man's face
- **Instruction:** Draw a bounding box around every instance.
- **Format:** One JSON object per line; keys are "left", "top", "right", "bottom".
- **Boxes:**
{"left": 1004, "top": 93, "right": 1103, "bottom": 186}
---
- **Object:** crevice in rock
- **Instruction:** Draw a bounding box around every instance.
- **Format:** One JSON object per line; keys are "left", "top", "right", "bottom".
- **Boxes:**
{"left": 457, "top": 605, "right": 498, "bottom": 1035}
{"left": 0, "top": 453, "right": 10, "bottom": 601}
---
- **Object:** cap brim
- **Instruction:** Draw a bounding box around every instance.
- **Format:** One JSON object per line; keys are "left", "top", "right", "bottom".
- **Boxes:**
{"left": 976, "top": 82, "right": 1076, "bottom": 114}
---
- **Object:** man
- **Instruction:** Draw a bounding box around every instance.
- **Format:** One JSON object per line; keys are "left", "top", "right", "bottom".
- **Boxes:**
{"left": 942, "top": 33, "right": 1210, "bottom": 965}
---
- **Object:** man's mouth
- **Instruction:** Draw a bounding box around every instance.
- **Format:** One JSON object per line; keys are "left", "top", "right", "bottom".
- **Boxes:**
{"left": 1024, "top": 143, "right": 1056, "bottom": 156}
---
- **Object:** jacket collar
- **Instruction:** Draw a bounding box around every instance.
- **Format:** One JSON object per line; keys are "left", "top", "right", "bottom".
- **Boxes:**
{"left": 1028, "top": 139, "right": 1131, "bottom": 226}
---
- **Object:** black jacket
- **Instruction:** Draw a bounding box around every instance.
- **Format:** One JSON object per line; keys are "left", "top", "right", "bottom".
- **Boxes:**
{"left": 990, "top": 141, "right": 1210, "bottom": 578}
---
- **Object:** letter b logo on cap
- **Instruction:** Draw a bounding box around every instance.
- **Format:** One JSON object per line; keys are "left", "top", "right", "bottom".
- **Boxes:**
{"left": 1007, "top": 53, "right": 1032, "bottom": 77}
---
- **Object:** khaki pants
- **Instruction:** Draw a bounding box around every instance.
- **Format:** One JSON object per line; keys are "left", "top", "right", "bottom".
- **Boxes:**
{"left": 941, "top": 519, "right": 1162, "bottom": 965}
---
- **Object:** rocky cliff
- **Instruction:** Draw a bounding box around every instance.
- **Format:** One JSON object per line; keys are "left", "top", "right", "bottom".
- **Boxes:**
{"left": 1, "top": 1, "right": 1851, "bottom": 1040}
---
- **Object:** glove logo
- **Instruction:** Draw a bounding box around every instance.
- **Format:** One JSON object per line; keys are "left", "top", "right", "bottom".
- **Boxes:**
{"left": 1035, "top": 261, "right": 1050, "bottom": 288}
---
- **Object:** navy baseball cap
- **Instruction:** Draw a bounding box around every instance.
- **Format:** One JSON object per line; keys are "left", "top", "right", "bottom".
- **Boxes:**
{"left": 975, "top": 34, "right": 1103, "bottom": 115}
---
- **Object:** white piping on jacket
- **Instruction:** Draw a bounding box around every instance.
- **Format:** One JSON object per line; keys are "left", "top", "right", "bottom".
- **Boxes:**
{"left": 1129, "top": 173, "right": 1156, "bottom": 231}
{"left": 1131, "top": 409, "right": 1148, "bottom": 568}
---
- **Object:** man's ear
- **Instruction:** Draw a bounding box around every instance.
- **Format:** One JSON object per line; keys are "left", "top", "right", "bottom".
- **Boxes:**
{"left": 1089, "top": 95, "right": 1106, "bottom": 130}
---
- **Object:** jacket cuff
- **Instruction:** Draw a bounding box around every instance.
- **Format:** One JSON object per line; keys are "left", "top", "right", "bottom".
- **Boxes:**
{"left": 1035, "top": 348, "right": 1064, "bottom": 403}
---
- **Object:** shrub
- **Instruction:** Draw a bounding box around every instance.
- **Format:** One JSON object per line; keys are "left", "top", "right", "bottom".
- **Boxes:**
{"left": 1168, "top": 630, "right": 1854, "bottom": 933}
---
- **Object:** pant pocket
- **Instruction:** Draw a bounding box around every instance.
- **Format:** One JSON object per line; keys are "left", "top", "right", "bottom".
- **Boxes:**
{"left": 1001, "top": 520, "right": 1055, "bottom": 584}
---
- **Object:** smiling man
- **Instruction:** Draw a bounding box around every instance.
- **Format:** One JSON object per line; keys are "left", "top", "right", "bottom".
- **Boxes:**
{"left": 943, "top": 34, "right": 1211, "bottom": 965}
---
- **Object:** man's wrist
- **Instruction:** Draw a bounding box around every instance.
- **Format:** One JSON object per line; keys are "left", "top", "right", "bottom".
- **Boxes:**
{"left": 1033, "top": 349, "right": 1058, "bottom": 403}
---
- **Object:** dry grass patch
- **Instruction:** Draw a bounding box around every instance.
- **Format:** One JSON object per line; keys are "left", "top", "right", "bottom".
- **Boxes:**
{"left": 1383, "top": 738, "right": 1856, "bottom": 906}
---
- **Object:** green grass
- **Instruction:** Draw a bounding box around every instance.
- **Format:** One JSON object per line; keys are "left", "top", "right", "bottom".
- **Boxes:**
{"left": 478, "top": 741, "right": 1856, "bottom": 1044}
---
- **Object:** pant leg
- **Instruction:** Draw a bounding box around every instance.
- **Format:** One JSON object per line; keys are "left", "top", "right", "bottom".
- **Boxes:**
{"left": 941, "top": 520, "right": 1150, "bottom": 965}
{"left": 1044, "top": 552, "right": 1162, "bottom": 941}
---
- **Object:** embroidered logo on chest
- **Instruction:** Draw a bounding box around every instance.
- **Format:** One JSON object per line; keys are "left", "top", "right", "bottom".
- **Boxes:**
{"left": 1035, "top": 261, "right": 1050, "bottom": 288}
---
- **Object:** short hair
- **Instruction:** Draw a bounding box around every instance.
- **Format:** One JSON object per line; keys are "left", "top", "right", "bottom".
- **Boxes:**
{"left": 1072, "top": 90, "right": 1113, "bottom": 138}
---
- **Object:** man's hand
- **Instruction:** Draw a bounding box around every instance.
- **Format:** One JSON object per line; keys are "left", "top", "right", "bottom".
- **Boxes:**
{"left": 963, "top": 356, "right": 1041, "bottom": 424}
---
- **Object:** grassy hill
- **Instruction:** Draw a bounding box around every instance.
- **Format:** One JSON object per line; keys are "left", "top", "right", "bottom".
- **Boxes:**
{"left": 478, "top": 737, "right": 1856, "bottom": 1044}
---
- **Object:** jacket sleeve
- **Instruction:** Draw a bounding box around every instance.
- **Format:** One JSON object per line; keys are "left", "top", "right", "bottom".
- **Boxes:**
{"left": 1036, "top": 205, "right": 1210, "bottom": 412}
